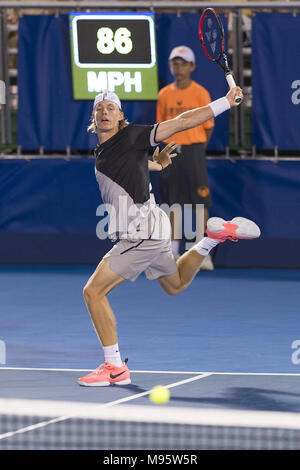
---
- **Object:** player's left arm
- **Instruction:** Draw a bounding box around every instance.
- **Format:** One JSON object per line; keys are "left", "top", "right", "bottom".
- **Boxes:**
{"left": 155, "top": 87, "right": 242, "bottom": 143}
{"left": 148, "top": 142, "right": 178, "bottom": 171}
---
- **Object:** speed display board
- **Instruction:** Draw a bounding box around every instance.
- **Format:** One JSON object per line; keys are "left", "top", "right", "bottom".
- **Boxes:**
{"left": 69, "top": 12, "right": 158, "bottom": 100}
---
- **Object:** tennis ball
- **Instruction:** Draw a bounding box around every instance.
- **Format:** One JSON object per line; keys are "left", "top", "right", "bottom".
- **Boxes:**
{"left": 149, "top": 385, "right": 170, "bottom": 405}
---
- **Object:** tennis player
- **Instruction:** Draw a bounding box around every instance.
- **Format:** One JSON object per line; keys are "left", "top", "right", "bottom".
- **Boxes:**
{"left": 78, "top": 88, "right": 260, "bottom": 386}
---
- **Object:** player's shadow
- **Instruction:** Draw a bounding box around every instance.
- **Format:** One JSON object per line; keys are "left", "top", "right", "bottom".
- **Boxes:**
{"left": 124, "top": 384, "right": 300, "bottom": 413}
{"left": 171, "top": 387, "right": 300, "bottom": 412}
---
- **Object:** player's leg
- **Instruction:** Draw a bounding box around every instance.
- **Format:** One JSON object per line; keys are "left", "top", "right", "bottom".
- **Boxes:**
{"left": 157, "top": 248, "right": 206, "bottom": 295}
{"left": 158, "top": 216, "right": 261, "bottom": 295}
{"left": 82, "top": 238, "right": 149, "bottom": 350}
{"left": 79, "top": 238, "right": 167, "bottom": 387}
{"left": 83, "top": 258, "right": 125, "bottom": 347}
{"left": 78, "top": 258, "right": 131, "bottom": 386}
{"left": 197, "top": 205, "right": 215, "bottom": 271}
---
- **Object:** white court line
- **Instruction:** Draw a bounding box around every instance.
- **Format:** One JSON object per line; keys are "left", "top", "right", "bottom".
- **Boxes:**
{"left": 0, "top": 415, "right": 71, "bottom": 441}
{"left": 101, "top": 372, "right": 213, "bottom": 407}
{"left": 1, "top": 366, "right": 300, "bottom": 376}
{"left": 0, "top": 372, "right": 212, "bottom": 442}
{"left": 0, "top": 366, "right": 203, "bottom": 374}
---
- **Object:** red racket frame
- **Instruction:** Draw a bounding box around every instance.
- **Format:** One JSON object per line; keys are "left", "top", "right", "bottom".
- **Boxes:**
{"left": 199, "top": 8, "right": 227, "bottom": 72}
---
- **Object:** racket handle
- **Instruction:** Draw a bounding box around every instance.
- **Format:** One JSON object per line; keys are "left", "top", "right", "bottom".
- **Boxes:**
{"left": 226, "top": 73, "right": 242, "bottom": 104}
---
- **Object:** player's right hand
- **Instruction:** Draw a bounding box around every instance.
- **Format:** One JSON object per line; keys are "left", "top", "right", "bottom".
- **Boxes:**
{"left": 153, "top": 142, "right": 178, "bottom": 169}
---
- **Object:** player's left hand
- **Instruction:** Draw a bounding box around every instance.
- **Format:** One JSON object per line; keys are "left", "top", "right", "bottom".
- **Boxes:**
{"left": 226, "top": 86, "right": 243, "bottom": 107}
{"left": 153, "top": 142, "right": 178, "bottom": 169}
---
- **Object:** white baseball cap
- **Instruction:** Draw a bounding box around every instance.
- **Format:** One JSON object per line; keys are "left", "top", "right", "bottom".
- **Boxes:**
{"left": 168, "top": 46, "right": 195, "bottom": 64}
{"left": 93, "top": 90, "right": 122, "bottom": 110}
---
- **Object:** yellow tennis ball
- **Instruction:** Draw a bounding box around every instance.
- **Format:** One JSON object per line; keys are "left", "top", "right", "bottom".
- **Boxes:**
{"left": 149, "top": 385, "right": 170, "bottom": 405}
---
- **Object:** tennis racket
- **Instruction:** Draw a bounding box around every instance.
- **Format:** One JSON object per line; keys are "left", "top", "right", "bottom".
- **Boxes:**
{"left": 199, "top": 8, "right": 242, "bottom": 103}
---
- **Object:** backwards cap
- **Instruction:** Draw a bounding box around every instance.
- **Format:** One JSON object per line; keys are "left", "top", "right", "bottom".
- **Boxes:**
{"left": 93, "top": 90, "right": 122, "bottom": 110}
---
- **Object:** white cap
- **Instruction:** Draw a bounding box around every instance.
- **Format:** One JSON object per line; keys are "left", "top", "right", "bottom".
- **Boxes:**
{"left": 93, "top": 90, "right": 122, "bottom": 110}
{"left": 168, "top": 46, "right": 195, "bottom": 64}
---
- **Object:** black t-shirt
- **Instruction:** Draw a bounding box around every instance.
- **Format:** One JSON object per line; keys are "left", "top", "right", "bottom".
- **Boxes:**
{"left": 94, "top": 124, "right": 160, "bottom": 240}
{"left": 95, "top": 124, "right": 158, "bottom": 204}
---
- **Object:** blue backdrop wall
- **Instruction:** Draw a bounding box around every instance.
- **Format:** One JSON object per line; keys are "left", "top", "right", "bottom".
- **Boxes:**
{"left": 18, "top": 12, "right": 300, "bottom": 152}
{"left": 17, "top": 13, "right": 229, "bottom": 151}
{"left": 252, "top": 13, "right": 300, "bottom": 150}
{"left": 1, "top": 158, "right": 300, "bottom": 268}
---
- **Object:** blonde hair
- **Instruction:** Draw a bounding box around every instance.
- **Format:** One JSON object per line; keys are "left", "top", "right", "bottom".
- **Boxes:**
{"left": 87, "top": 115, "right": 129, "bottom": 133}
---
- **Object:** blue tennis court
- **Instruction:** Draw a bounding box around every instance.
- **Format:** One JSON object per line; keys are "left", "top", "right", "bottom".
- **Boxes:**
{"left": 1, "top": 265, "right": 299, "bottom": 373}
{"left": 1, "top": 266, "right": 300, "bottom": 451}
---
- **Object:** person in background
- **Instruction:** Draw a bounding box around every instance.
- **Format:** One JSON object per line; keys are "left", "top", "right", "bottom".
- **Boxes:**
{"left": 157, "top": 46, "right": 215, "bottom": 270}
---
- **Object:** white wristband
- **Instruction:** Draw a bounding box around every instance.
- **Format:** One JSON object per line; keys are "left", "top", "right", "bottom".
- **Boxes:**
{"left": 209, "top": 97, "right": 231, "bottom": 117}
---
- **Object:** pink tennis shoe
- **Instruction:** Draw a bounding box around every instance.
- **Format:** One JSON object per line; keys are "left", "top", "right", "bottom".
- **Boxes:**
{"left": 78, "top": 358, "right": 131, "bottom": 387}
{"left": 206, "top": 217, "right": 261, "bottom": 242}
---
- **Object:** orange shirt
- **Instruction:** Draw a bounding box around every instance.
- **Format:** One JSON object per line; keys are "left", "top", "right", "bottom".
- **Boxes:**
{"left": 156, "top": 80, "right": 214, "bottom": 145}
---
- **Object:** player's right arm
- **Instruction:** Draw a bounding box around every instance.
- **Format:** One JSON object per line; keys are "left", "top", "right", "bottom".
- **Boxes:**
{"left": 155, "top": 87, "right": 242, "bottom": 143}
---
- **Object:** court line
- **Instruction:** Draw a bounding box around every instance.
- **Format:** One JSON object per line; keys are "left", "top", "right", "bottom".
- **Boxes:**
{"left": 100, "top": 372, "right": 213, "bottom": 407}
{"left": 0, "top": 372, "right": 212, "bottom": 442}
{"left": 1, "top": 366, "right": 300, "bottom": 376}
{"left": 0, "top": 366, "right": 203, "bottom": 374}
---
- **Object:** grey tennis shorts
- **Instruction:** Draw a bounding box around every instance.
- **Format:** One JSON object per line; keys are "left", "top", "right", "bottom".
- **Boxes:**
{"left": 103, "top": 237, "right": 178, "bottom": 282}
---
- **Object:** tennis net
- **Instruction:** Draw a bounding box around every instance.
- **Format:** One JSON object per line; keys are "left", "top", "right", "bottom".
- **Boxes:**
{"left": 0, "top": 398, "right": 300, "bottom": 450}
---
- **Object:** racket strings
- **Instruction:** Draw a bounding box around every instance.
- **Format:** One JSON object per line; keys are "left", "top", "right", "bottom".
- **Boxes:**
{"left": 201, "top": 13, "right": 223, "bottom": 61}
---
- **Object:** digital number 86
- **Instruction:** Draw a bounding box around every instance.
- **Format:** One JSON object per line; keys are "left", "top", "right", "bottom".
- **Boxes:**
{"left": 97, "top": 27, "right": 133, "bottom": 55}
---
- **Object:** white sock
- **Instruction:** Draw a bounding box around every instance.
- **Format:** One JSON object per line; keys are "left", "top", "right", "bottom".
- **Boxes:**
{"left": 171, "top": 240, "right": 180, "bottom": 254}
{"left": 103, "top": 344, "right": 123, "bottom": 367}
{"left": 193, "top": 237, "right": 220, "bottom": 256}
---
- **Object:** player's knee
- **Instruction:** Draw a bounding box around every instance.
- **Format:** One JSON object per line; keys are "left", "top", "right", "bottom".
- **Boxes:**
{"left": 83, "top": 281, "right": 103, "bottom": 302}
{"left": 163, "top": 283, "right": 184, "bottom": 296}
{"left": 170, "top": 280, "right": 190, "bottom": 295}
{"left": 159, "top": 275, "right": 187, "bottom": 295}
{"left": 83, "top": 283, "right": 92, "bottom": 301}
{"left": 167, "top": 288, "right": 180, "bottom": 296}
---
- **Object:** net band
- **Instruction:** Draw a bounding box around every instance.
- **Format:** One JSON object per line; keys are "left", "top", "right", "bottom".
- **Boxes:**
{"left": 1, "top": 398, "right": 300, "bottom": 450}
